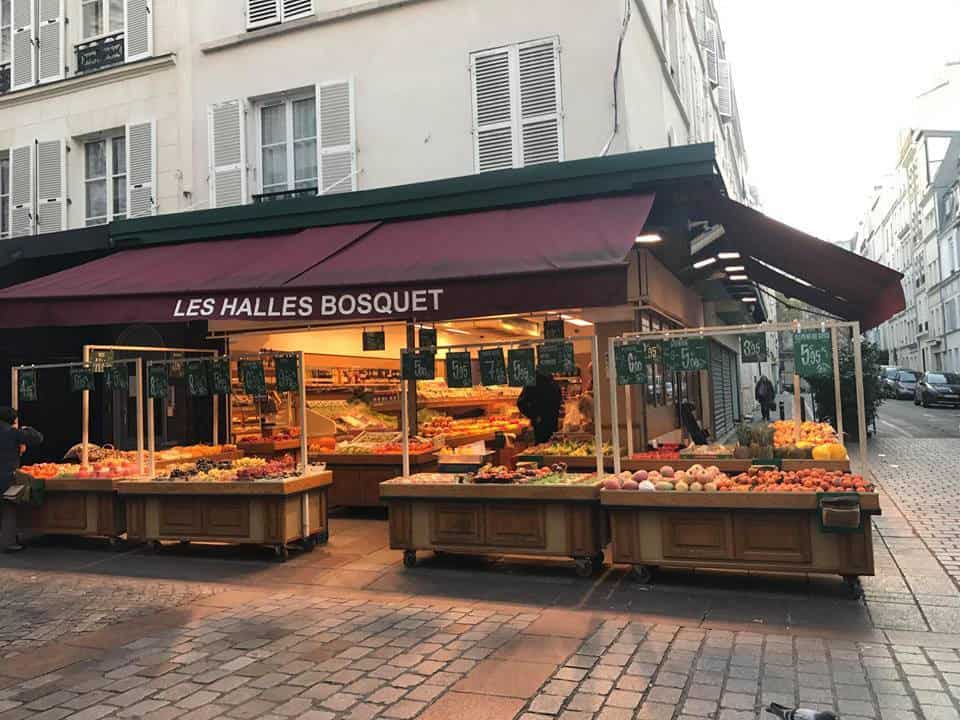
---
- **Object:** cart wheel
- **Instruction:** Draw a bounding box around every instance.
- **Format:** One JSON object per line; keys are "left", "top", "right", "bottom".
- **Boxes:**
{"left": 302, "top": 535, "right": 315, "bottom": 552}
{"left": 843, "top": 575, "right": 864, "bottom": 601}
{"left": 592, "top": 552, "right": 605, "bottom": 574}
{"left": 274, "top": 545, "right": 289, "bottom": 562}
{"left": 108, "top": 536, "right": 124, "bottom": 552}
{"left": 178, "top": 539, "right": 190, "bottom": 546}
{"left": 403, "top": 550, "right": 417, "bottom": 569}
{"left": 574, "top": 557, "right": 593, "bottom": 578}
{"left": 316, "top": 530, "right": 329, "bottom": 545}
{"left": 631, "top": 565, "right": 654, "bottom": 584}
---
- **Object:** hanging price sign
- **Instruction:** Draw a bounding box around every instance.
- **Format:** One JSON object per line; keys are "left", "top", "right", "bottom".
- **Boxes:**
{"left": 274, "top": 355, "right": 300, "bottom": 393}
{"left": 401, "top": 351, "right": 436, "bottom": 380}
{"left": 209, "top": 358, "right": 231, "bottom": 395}
{"left": 18, "top": 369, "right": 38, "bottom": 402}
{"left": 103, "top": 364, "right": 128, "bottom": 393}
{"left": 238, "top": 360, "right": 267, "bottom": 396}
{"left": 641, "top": 341, "right": 663, "bottom": 363}
{"left": 537, "top": 342, "right": 576, "bottom": 376}
{"left": 362, "top": 329, "right": 386, "bottom": 351}
{"left": 70, "top": 365, "right": 95, "bottom": 393}
{"left": 478, "top": 348, "right": 507, "bottom": 386}
{"left": 795, "top": 331, "right": 833, "bottom": 378}
{"left": 614, "top": 343, "right": 647, "bottom": 385}
{"left": 185, "top": 360, "right": 210, "bottom": 398}
{"left": 543, "top": 319, "right": 565, "bottom": 340}
{"left": 418, "top": 326, "right": 437, "bottom": 349}
{"left": 148, "top": 364, "right": 169, "bottom": 399}
{"left": 445, "top": 352, "right": 473, "bottom": 388}
{"left": 740, "top": 333, "right": 767, "bottom": 363}
{"left": 664, "top": 338, "right": 710, "bottom": 372}
{"left": 507, "top": 348, "right": 536, "bottom": 387}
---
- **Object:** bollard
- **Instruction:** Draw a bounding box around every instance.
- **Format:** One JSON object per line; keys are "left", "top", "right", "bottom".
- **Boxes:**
{"left": 778, "top": 401, "right": 785, "bottom": 420}
{"left": 800, "top": 399, "right": 807, "bottom": 422}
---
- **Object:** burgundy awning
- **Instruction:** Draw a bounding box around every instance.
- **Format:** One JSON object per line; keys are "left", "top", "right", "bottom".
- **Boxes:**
{"left": 0, "top": 194, "right": 655, "bottom": 328}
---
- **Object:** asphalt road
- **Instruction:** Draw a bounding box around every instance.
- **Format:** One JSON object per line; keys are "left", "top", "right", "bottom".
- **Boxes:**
{"left": 875, "top": 394, "right": 960, "bottom": 438}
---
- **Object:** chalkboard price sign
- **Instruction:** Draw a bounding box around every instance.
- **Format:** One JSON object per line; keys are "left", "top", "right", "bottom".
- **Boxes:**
{"left": 148, "top": 364, "right": 169, "bottom": 399}
{"left": 186, "top": 361, "right": 210, "bottom": 398}
{"left": 537, "top": 342, "right": 576, "bottom": 376}
{"left": 664, "top": 338, "right": 710, "bottom": 372}
{"left": 104, "top": 364, "right": 128, "bottom": 394}
{"left": 401, "top": 351, "right": 436, "bottom": 380}
{"left": 90, "top": 349, "right": 114, "bottom": 373}
{"left": 543, "top": 319, "right": 565, "bottom": 340}
{"left": 478, "top": 348, "right": 507, "bottom": 386}
{"left": 795, "top": 331, "right": 833, "bottom": 378}
{"left": 18, "top": 369, "right": 38, "bottom": 402}
{"left": 614, "top": 343, "right": 647, "bottom": 385}
{"left": 507, "top": 348, "right": 536, "bottom": 387}
{"left": 209, "top": 359, "right": 231, "bottom": 395}
{"left": 238, "top": 360, "right": 267, "bottom": 396}
{"left": 641, "top": 341, "right": 663, "bottom": 363}
{"left": 70, "top": 365, "right": 95, "bottom": 393}
{"left": 445, "top": 352, "right": 473, "bottom": 388}
{"left": 274, "top": 355, "right": 300, "bottom": 393}
{"left": 740, "top": 333, "right": 767, "bottom": 363}
{"left": 418, "top": 326, "right": 437, "bottom": 349}
{"left": 362, "top": 329, "right": 386, "bottom": 352}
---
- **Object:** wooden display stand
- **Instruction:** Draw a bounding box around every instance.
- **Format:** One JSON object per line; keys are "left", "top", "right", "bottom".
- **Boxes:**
{"left": 517, "top": 453, "right": 615, "bottom": 471}
{"left": 622, "top": 458, "right": 852, "bottom": 473}
{"left": 16, "top": 476, "right": 128, "bottom": 542}
{"left": 119, "top": 472, "right": 332, "bottom": 559}
{"left": 601, "top": 490, "right": 879, "bottom": 595}
{"left": 154, "top": 449, "right": 244, "bottom": 468}
{"left": 237, "top": 439, "right": 302, "bottom": 456}
{"left": 310, "top": 452, "right": 438, "bottom": 507}
{"left": 380, "top": 475, "right": 608, "bottom": 576}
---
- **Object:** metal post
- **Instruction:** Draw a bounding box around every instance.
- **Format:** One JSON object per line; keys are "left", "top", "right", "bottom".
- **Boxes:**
{"left": 591, "top": 336, "right": 604, "bottom": 477}
{"left": 298, "top": 352, "right": 308, "bottom": 474}
{"left": 147, "top": 394, "right": 156, "bottom": 479}
{"left": 624, "top": 384, "right": 634, "bottom": 458}
{"left": 10, "top": 367, "right": 18, "bottom": 419}
{"left": 831, "top": 326, "right": 844, "bottom": 441}
{"left": 135, "top": 359, "right": 145, "bottom": 476}
{"left": 793, "top": 373, "right": 802, "bottom": 436}
{"left": 607, "top": 337, "right": 622, "bottom": 475}
{"left": 401, "top": 375, "right": 410, "bottom": 478}
{"left": 852, "top": 323, "right": 868, "bottom": 470}
{"left": 82, "top": 347, "right": 90, "bottom": 467}
{"left": 212, "top": 394, "right": 220, "bottom": 445}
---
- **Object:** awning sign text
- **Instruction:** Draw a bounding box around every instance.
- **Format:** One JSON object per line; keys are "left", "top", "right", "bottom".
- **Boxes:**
{"left": 172, "top": 289, "right": 445, "bottom": 320}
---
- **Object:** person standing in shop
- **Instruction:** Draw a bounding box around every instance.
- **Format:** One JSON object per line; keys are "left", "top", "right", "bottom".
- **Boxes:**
{"left": 755, "top": 375, "right": 776, "bottom": 422}
{"left": 0, "top": 407, "right": 43, "bottom": 552}
{"left": 518, "top": 371, "right": 563, "bottom": 444}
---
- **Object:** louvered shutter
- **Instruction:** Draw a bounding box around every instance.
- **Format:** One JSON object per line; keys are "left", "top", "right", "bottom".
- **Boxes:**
{"left": 37, "top": 0, "right": 64, "bottom": 84}
{"left": 35, "top": 139, "right": 65, "bottom": 233}
{"left": 126, "top": 121, "right": 156, "bottom": 217}
{"left": 518, "top": 38, "right": 562, "bottom": 166}
{"left": 208, "top": 99, "right": 247, "bottom": 208}
{"left": 10, "top": 144, "right": 34, "bottom": 237}
{"left": 316, "top": 80, "right": 356, "bottom": 194}
{"left": 695, "top": 0, "right": 706, "bottom": 45}
{"left": 717, "top": 59, "right": 732, "bottom": 120}
{"left": 247, "top": 0, "right": 279, "bottom": 29}
{"left": 704, "top": 18, "right": 718, "bottom": 85}
{"left": 11, "top": 0, "right": 35, "bottom": 91}
{"left": 471, "top": 48, "right": 515, "bottom": 173}
{"left": 125, "top": 0, "right": 152, "bottom": 61}
{"left": 281, "top": 0, "right": 312, "bottom": 21}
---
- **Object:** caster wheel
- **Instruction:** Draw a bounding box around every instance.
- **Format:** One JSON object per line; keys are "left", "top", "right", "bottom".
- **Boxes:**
{"left": 843, "top": 575, "right": 864, "bottom": 601}
{"left": 403, "top": 550, "right": 417, "bottom": 568}
{"left": 108, "top": 537, "right": 123, "bottom": 551}
{"left": 302, "top": 536, "right": 315, "bottom": 552}
{"left": 632, "top": 565, "right": 654, "bottom": 584}
{"left": 316, "top": 530, "right": 329, "bottom": 545}
{"left": 148, "top": 540, "right": 162, "bottom": 554}
{"left": 178, "top": 539, "right": 190, "bottom": 546}
{"left": 574, "top": 557, "right": 594, "bottom": 578}
{"left": 274, "top": 545, "right": 289, "bottom": 562}
{"left": 592, "top": 552, "right": 605, "bottom": 574}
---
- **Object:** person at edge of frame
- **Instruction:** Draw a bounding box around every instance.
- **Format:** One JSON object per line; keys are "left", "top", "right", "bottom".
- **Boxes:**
{"left": 0, "top": 406, "right": 44, "bottom": 552}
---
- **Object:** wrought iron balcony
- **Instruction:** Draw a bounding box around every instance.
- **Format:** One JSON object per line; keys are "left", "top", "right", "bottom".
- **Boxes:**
{"left": 252, "top": 187, "right": 318, "bottom": 204}
{"left": 75, "top": 32, "right": 125, "bottom": 75}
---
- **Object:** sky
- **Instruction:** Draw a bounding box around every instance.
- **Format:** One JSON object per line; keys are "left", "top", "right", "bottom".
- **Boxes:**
{"left": 716, "top": 0, "right": 960, "bottom": 244}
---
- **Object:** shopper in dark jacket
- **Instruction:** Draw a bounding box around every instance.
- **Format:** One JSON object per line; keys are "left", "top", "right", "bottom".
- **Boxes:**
{"left": 0, "top": 407, "right": 43, "bottom": 551}
{"left": 680, "top": 400, "right": 709, "bottom": 446}
{"left": 755, "top": 376, "right": 776, "bottom": 422}
{"left": 518, "top": 371, "right": 563, "bottom": 444}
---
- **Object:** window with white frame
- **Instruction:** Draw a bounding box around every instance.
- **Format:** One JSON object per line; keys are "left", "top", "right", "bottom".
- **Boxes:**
{"left": 0, "top": 152, "right": 8, "bottom": 238}
{"left": 259, "top": 95, "right": 317, "bottom": 195}
{"left": 84, "top": 135, "right": 126, "bottom": 225}
{"left": 82, "top": 0, "right": 124, "bottom": 39}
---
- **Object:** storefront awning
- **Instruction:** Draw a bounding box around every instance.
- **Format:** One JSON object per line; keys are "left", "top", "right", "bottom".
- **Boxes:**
{"left": 0, "top": 194, "right": 655, "bottom": 328}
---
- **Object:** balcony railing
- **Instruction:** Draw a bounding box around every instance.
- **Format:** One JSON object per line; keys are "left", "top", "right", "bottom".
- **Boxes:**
{"left": 252, "top": 187, "right": 318, "bottom": 204}
{"left": 75, "top": 32, "right": 125, "bottom": 75}
{"left": 0, "top": 64, "right": 9, "bottom": 94}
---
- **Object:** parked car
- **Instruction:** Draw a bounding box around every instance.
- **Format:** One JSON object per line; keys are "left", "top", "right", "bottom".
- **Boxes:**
{"left": 914, "top": 371, "right": 960, "bottom": 407}
{"left": 880, "top": 366, "right": 903, "bottom": 397}
{"left": 893, "top": 370, "right": 918, "bottom": 399}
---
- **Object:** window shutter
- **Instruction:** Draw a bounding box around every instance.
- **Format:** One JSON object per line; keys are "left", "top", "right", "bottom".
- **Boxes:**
{"left": 125, "top": 0, "right": 152, "bottom": 62}
{"left": 208, "top": 99, "right": 247, "bottom": 208}
{"left": 10, "top": 144, "right": 34, "bottom": 237}
{"left": 35, "top": 139, "right": 65, "bottom": 233}
{"left": 717, "top": 59, "right": 732, "bottom": 120}
{"left": 518, "top": 38, "right": 562, "bottom": 166}
{"left": 471, "top": 48, "right": 515, "bottom": 173}
{"left": 247, "top": 0, "right": 279, "bottom": 29}
{"left": 11, "top": 0, "right": 35, "bottom": 91}
{"left": 281, "top": 0, "right": 312, "bottom": 21}
{"left": 126, "top": 121, "right": 156, "bottom": 217}
{"left": 37, "top": 0, "right": 64, "bottom": 84}
{"left": 316, "top": 80, "right": 356, "bottom": 195}
{"left": 704, "top": 18, "right": 718, "bottom": 85}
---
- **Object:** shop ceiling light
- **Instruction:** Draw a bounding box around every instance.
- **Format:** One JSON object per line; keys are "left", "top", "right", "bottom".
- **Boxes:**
{"left": 718, "top": 251, "right": 741, "bottom": 260}
{"left": 444, "top": 327, "right": 470, "bottom": 335}
{"left": 741, "top": 297, "right": 757, "bottom": 303}
{"left": 692, "top": 257, "right": 717, "bottom": 269}
{"left": 634, "top": 233, "right": 663, "bottom": 244}
{"left": 724, "top": 265, "right": 745, "bottom": 272}
{"left": 561, "top": 315, "right": 593, "bottom": 327}
{"left": 729, "top": 274, "right": 749, "bottom": 281}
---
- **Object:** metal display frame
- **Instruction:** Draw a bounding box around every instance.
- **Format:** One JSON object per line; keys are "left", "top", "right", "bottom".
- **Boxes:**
{"left": 608, "top": 320, "right": 867, "bottom": 472}
{"left": 11, "top": 359, "right": 146, "bottom": 474}
{"left": 399, "top": 336, "right": 604, "bottom": 477}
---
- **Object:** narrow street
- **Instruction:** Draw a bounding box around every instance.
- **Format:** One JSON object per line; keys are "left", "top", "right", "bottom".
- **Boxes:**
{"left": 875, "top": 399, "right": 960, "bottom": 440}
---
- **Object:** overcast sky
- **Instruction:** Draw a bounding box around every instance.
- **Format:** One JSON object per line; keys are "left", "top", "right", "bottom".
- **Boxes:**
{"left": 716, "top": 0, "right": 960, "bottom": 243}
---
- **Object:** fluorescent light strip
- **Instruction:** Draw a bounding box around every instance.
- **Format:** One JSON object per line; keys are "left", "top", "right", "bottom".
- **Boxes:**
{"left": 718, "top": 251, "right": 741, "bottom": 260}
{"left": 692, "top": 257, "right": 717, "bottom": 269}
{"left": 634, "top": 234, "right": 662, "bottom": 244}
{"left": 741, "top": 297, "right": 757, "bottom": 303}
{"left": 724, "top": 265, "right": 745, "bottom": 272}
{"left": 728, "top": 274, "right": 749, "bottom": 281}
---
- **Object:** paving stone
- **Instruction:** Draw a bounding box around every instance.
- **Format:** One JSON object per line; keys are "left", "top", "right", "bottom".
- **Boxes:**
{"left": 605, "top": 690, "right": 642, "bottom": 710}
{"left": 721, "top": 692, "right": 756, "bottom": 710}
{"left": 567, "top": 693, "right": 605, "bottom": 712}
{"left": 380, "top": 700, "right": 426, "bottom": 719}
{"left": 646, "top": 686, "right": 682, "bottom": 704}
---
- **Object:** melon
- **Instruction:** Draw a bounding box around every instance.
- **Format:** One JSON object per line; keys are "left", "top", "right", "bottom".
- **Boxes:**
{"left": 655, "top": 481, "right": 674, "bottom": 491}
{"left": 704, "top": 481, "right": 717, "bottom": 492}
{"left": 690, "top": 481, "right": 703, "bottom": 492}
{"left": 674, "top": 480, "right": 689, "bottom": 492}
{"left": 622, "top": 479, "right": 639, "bottom": 490}
{"left": 632, "top": 470, "right": 648, "bottom": 483}
{"left": 602, "top": 477, "right": 621, "bottom": 490}
{"left": 660, "top": 465, "right": 675, "bottom": 478}
{"left": 638, "top": 480, "right": 656, "bottom": 492}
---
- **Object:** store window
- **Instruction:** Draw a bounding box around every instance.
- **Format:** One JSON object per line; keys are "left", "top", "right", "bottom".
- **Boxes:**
{"left": 0, "top": 152, "right": 8, "bottom": 238}
{"left": 82, "top": 0, "right": 124, "bottom": 39}
{"left": 259, "top": 95, "right": 318, "bottom": 195}
{"left": 84, "top": 136, "right": 127, "bottom": 226}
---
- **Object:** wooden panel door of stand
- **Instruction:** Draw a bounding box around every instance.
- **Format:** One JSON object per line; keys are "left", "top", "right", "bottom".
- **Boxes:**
{"left": 733, "top": 511, "right": 812, "bottom": 564}
{"left": 661, "top": 511, "right": 734, "bottom": 560}
{"left": 44, "top": 492, "right": 88, "bottom": 531}
{"left": 159, "top": 499, "right": 204, "bottom": 536}
{"left": 431, "top": 504, "right": 484, "bottom": 545}
{"left": 485, "top": 504, "right": 547, "bottom": 548}
{"left": 203, "top": 498, "right": 251, "bottom": 538}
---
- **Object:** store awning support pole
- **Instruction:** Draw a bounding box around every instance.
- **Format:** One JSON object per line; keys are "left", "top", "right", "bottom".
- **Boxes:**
{"left": 831, "top": 327, "right": 844, "bottom": 441}
{"left": 401, "top": 378, "right": 410, "bottom": 478}
{"left": 135, "top": 359, "right": 145, "bottom": 477}
{"left": 624, "top": 385, "right": 634, "bottom": 458}
{"left": 298, "top": 351, "right": 308, "bottom": 475}
{"left": 82, "top": 346, "right": 90, "bottom": 467}
{"left": 147, "top": 394, "right": 156, "bottom": 479}
{"left": 852, "top": 323, "right": 868, "bottom": 470}
{"left": 793, "top": 373, "right": 802, "bottom": 437}
{"left": 591, "top": 336, "right": 604, "bottom": 477}
{"left": 607, "top": 337, "right": 622, "bottom": 475}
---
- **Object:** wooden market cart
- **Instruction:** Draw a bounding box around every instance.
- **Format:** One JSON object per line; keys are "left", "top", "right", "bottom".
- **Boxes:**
{"left": 16, "top": 475, "right": 128, "bottom": 543}
{"left": 381, "top": 475, "right": 608, "bottom": 576}
{"left": 309, "top": 451, "right": 439, "bottom": 507}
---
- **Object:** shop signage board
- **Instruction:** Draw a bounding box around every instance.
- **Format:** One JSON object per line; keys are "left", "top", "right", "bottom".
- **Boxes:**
{"left": 537, "top": 342, "right": 576, "bottom": 376}
{"left": 544, "top": 319, "right": 565, "bottom": 340}
{"left": 614, "top": 343, "right": 647, "bottom": 385}
{"left": 418, "top": 326, "right": 437, "bottom": 349}
{"left": 18, "top": 369, "right": 38, "bottom": 402}
{"left": 362, "top": 329, "right": 386, "bottom": 351}
{"left": 664, "top": 337, "right": 710, "bottom": 372}
{"left": 401, "top": 351, "right": 436, "bottom": 381}
{"left": 90, "top": 349, "right": 114, "bottom": 373}
{"left": 186, "top": 361, "right": 211, "bottom": 398}
{"left": 238, "top": 360, "right": 267, "bottom": 396}
{"left": 104, "top": 364, "right": 128, "bottom": 393}
{"left": 274, "top": 355, "right": 300, "bottom": 393}
{"left": 148, "top": 364, "right": 169, "bottom": 399}
{"left": 478, "top": 348, "right": 507, "bottom": 386}
{"left": 507, "top": 348, "right": 537, "bottom": 387}
{"left": 70, "top": 365, "right": 95, "bottom": 393}
{"left": 795, "top": 330, "right": 833, "bottom": 378}
{"left": 740, "top": 333, "right": 767, "bottom": 363}
{"left": 169, "top": 352, "right": 185, "bottom": 379}
{"left": 641, "top": 341, "right": 663, "bottom": 363}
{"left": 445, "top": 352, "right": 473, "bottom": 388}
{"left": 210, "top": 359, "right": 231, "bottom": 395}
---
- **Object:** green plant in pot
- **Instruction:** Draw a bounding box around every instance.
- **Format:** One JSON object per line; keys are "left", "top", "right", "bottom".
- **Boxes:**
{"left": 734, "top": 424, "right": 753, "bottom": 459}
